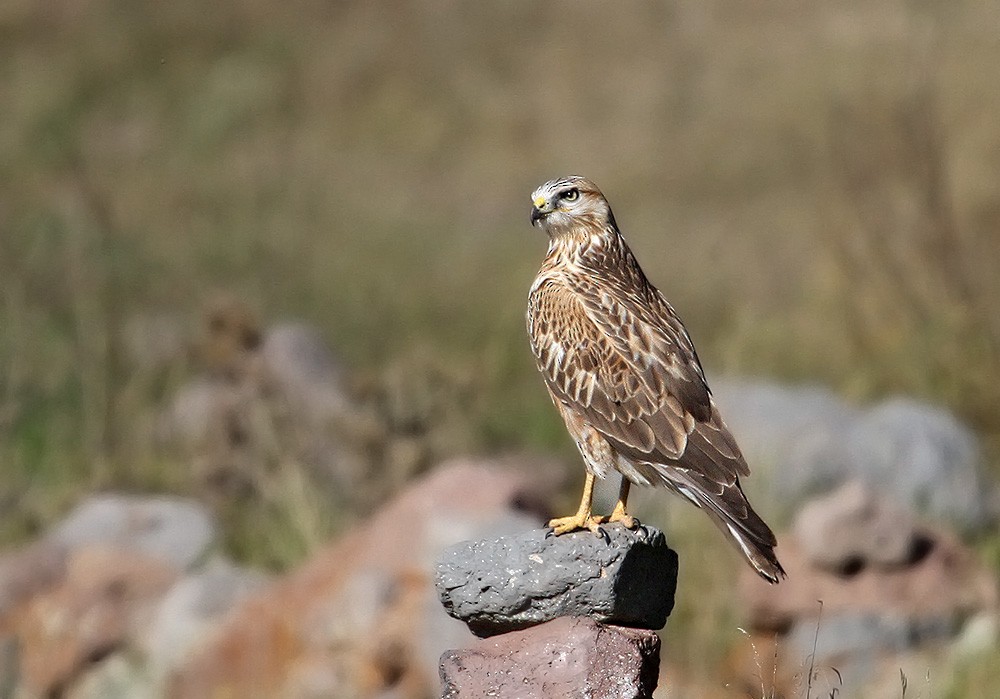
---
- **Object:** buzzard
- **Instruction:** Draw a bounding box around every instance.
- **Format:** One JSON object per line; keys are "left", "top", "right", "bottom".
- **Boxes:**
{"left": 527, "top": 176, "right": 784, "bottom": 583}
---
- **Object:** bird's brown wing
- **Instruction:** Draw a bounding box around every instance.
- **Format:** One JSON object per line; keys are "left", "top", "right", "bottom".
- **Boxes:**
{"left": 528, "top": 275, "right": 748, "bottom": 484}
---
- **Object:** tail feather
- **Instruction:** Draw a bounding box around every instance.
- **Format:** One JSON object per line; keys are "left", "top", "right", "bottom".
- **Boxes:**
{"left": 700, "top": 498, "right": 786, "bottom": 583}
{"left": 663, "top": 471, "right": 785, "bottom": 584}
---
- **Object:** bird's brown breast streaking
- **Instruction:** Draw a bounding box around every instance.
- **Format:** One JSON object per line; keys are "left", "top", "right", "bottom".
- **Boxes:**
{"left": 526, "top": 175, "right": 785, "bottom": 583}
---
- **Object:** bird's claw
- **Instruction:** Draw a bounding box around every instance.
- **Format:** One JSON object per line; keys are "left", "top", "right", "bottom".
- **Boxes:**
{"left": 547, "top": 513, "right": 604, "bottom": 537}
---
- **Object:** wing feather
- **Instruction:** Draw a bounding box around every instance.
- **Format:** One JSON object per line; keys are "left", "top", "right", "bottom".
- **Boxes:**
{"left": 529, "top": 275, "right": 717, "bottom": 464}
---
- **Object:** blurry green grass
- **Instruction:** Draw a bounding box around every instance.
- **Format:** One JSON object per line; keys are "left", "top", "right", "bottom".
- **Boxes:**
{"left": 1, "top": 1, "right": 1000, "bottom": 694}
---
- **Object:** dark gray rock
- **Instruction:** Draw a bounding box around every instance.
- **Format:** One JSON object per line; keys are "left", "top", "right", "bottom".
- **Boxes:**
{"left": 435, "top": 524, "right": 677, "bottom": 637}
{"left": 439, "top": 616, "right": 660, "bottom": 699}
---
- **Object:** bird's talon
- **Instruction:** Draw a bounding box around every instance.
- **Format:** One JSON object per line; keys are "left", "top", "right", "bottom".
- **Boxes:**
{"left": 547, "top": 513, "right": 604, "bottom": 536}
{"left": 605, "top": 508, "right": 637, "bottom": 530}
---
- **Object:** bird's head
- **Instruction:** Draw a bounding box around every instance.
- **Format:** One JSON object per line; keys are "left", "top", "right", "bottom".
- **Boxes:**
{"left": 530, "top": 176, "right": 615, "bottom": 238}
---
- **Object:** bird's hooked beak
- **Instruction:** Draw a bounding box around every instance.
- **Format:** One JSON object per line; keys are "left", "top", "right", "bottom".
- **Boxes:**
{"left": 530, "top": 195, "right": 550, "bottom": 226}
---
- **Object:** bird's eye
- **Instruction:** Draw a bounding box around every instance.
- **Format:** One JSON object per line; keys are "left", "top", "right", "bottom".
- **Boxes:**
{"left": 562, "top": 188, "right": 580, "bottom": 202}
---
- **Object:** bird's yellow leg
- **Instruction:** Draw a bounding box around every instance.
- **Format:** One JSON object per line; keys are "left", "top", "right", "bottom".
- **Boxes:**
{"left": 548, "top": 472, "right": 603, "bottom": 535}
{"left": 604, "top": 477, "right": 637, "bottom": 529}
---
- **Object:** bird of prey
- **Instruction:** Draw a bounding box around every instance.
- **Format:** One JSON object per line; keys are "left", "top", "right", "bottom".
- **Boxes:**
{"left": 527, "top": 176, "right": 785, "bottom": 583}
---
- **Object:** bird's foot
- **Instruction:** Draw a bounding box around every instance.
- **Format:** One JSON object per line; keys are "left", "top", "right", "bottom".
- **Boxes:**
{"left": 547, "top": 512, "right": 604, "bottom": 536}
{"left": 598, "top": 502, "right": 638, "bottom": 530}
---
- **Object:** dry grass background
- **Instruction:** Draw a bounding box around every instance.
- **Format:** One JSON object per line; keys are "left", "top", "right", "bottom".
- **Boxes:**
{"left": 2, "top": 0, "right": 1000, "bottom": 695}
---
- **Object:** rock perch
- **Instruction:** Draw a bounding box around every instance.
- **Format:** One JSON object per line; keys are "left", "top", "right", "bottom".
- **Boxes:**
{"left": 435, "top": 523, "right": 678, "bottom": 637}
{"left": 439, "top": 616, "right": 660, "bottom": 699}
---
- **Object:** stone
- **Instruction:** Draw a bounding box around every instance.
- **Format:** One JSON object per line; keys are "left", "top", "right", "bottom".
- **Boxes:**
{"left": 740, "top": 525, "right": 997, "bottom": 639}
{"left": 711, "top": 380, "right": 994, "bottom": 530}
{"left": 157, "top": 377, "right": 240, "bottom": 452}
{"left": 142, "top": 559, "right": 270, "bottom": 682}
{"left": 439, "top": 616, "right": 660, "bottom": 699}
{"left": 436, "top": 524, "right": 677, "bottom": 637}
{"left": 167, "top": 458, "right": 550, "bottom": 699}
{"left": 711, "top": 379, "right": 856, "bottom": 505}
{"left": 843, "top": 398, "right": 990, "bottom": 533}
{"left": 260, "top": 321, "right": 349, "bottom": 426}
{"left": 46, "top": 494, "right": 216, "bottom": 571}
{"left": 16, "top": 546, "right": 179, "bottom": 696}
{"left": 0, "top": 541, "right": 67, "bottom": 618}
{"left": 953, "top": 611, "right": 1000, "bottom": 658}
{"left": 737, "top": 507, "right": 998, "bottom": 695}
{"left": 65, "top": 652, "right": 156, "bottom": 699}
{"left": 792, "top": 481, "right": 925, "bottom": 573}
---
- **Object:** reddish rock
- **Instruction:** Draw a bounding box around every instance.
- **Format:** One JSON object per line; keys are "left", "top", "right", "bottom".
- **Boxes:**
{"left": 742, "top": 522, "right": 996, "bottom": 635}
{"left": 793, "top": 481, "right": 924, "bottom": 572}
{"left": 168, "top": 458, "right": 549, "bottom": 699}
{"left": 14, "top": 546, "right": 178, "bottom": 696}
{"left": 0, "top": 541, "right": 67, "bottom": 623}
{"left": 737, "top": 495, "right": 998, "bottom": 694}
{"left": 439, "top": 617, "right": 660, "bottom": 699}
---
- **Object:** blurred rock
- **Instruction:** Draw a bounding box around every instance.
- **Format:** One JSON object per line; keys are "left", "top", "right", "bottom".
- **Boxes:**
{"left": 712, "top": 380, "right": 994, "bottom": 530}
{"left": 47, "top": 494, "right": 216, "bottom": 571}
{"left": 351, "top": 349, "right": 482, "bottom": 510}
{"left": 167, "top": 458, "right": 549, "bottom": 699}
{"left": 439, "top": 616, "right": 660, "bottom": 699}
{"left": 15, "top": 546, "right": 179, "bottom": 696}
{"left": 793, "top": 481, "right": 925, "bottom": 572}
{"left": 786, "top": 612, "right": 953, "bottom": 665}
{"left": 844, "top": 398, "right": 989, "bottom": 532}
{"left": 158, "top": 376, "right": 240, "bottom": 452}
{"left": 953, "top": 611, "right": 1000, "bottom": 658}
{"left": 142, "top": 559, "right": 269, "bottom": 682}
{"left": 66, "top": 652, "right": 155, "bottom": 699}
{"left": 0, "top": 541, "right": 66, "bottom": 619}
{"left": 711, "top": 380, "right": 856, "bottom": 500}
{"left": 436, "top": 524, "right": 677, "bottom": 637}
{"left": 260, "top": 321, "right": 349, "bottom": 425}
{"left": 740, "top": 489, "right": 997, "bottom": 693}
{"left": 156, "top": 314, "right": 482, "bottom": 516}
{"left": 742, "top": 526, "right": 995, "bottom": 636}
{"left": 257, "top": 321, "right": 379, "bottom": 510}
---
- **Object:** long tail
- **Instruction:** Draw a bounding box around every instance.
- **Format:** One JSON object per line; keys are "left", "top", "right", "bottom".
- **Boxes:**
{"left": 664, "top": 470, "right": 786, "bottom": 583}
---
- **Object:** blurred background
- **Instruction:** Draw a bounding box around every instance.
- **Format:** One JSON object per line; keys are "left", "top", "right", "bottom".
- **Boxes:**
{"left": 2, "top": 0, "right": 1000, "bottom": 697}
